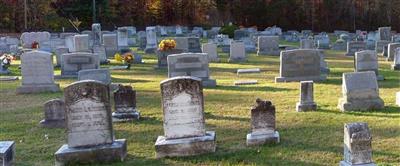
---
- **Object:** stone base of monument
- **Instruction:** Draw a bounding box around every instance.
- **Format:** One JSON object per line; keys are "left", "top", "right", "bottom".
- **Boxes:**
{"left": 234, "top": 80, "right": 258, "bottom": 86}
{"left": 202, "top": 79, "right": 217, "bottom": 87}
{"left": 109, "top": 66, "right": 129, "bottom": 70}
{"left": 0, "top": 76, "right": 19, "bottom": 81}
{"left": 40, "top": 119, "right": 65, "bottom": 128}
{"left": 0, "top": 141, "right": 15, "bottom": 166}
{"left": 321, "top": 67, "right": 330, "bottom": 74}
{"left": 296, "top": 102, "right": 317, "bottom": 112}
{"left": 221, "top": 46, "right": 230, "bottom": 53}
{"left": 155, "top": 131, "right": 216, "bottom": 158}
{"left": 275, "top": 75, "right": 326, "bottom": 83}
{"left": 339, "top": 161, "right": 376, "bottom": 166}
{"left": 16, "top": 84, "right": 60, "bottom": 94}
{"left": 144, "top": 48, "right": 156, "bottom": 54}
{"left": 391, "top": 64, "right": 400, "bottom": 70}
{"left": 228, "top": 58, "right": 247, "bottom": 63}
{"left": 55, "top": 139, "right": 127, "bottom": 166}
{"left": 54, "top": 74, "right": 77, "bottom": 79}
{"left": 0, "top": 70, "right": 10, "bottom": 74}
{"left": 257, "top": 51, "right": 280, "bottom": 56}
{"left": 112, "top": 110, "right": 140, "bottom": 122}
{"left": 246, "top": 131, "right": 280, "bottom": 146}
{"left": 338, "top": 98, "right": 384, "bottom": 112}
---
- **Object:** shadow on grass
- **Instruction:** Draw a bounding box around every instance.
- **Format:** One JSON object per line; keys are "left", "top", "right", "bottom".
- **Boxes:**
{"left": 205, "top": 112, "right": 249, "bottom": 122}
{"left": 111, "top": 77, "right": 152, "bottom": 84}
{"left": 210, "top": 84, "right": 293, "bottom": 92}
{"left": 318, "top": 107, "right": 400, "bottom": 118}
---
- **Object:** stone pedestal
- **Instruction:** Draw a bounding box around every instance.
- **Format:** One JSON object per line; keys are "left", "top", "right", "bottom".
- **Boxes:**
{"left": 55, "top": 139, "right": 127, "bottom": 166}
{"left": 112, "top": 109, "right": 140, "bottom": 122}
{"left": 338, "top": 98, "right": 384, "bottom": 111}
{"left": 339, "top": 161, "right": 376, "bottom": 166}
{"left": 155, "top": 131, "right": 216, "bottom": 158}
{"left": 392, "top": 64, "right": 400, "bottom": 70}
{"left": 0, "top": 141, "right": 15, "bottom": 166}
{"left": 296, "top": 81, "right": 317, "bottom": 112}
{"left": 246, "top": 131, "right": 280, "bottom": 146}
{"left": 16, "top": 84, "right": 60, "bottom": 94}
{"left": 202, "top": 79, "right": 217, "bottom": 87}
{"left": 40, "top": 119, "right": 65, "bottom": 128}
{"left": 296, "top": 102, "right": 317, "bottom": 112}
{"left": 275, "top": 75, "right": 326, "bottom": 83}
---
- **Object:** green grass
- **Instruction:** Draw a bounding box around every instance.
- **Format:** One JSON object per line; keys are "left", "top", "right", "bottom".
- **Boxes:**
{"left": 0, "top": 46, "right": 399, "bottom": 166}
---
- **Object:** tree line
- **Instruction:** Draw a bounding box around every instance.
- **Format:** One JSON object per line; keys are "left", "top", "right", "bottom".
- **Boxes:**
{"left": 0, "top": 0, "right": 399, "bottom": 33}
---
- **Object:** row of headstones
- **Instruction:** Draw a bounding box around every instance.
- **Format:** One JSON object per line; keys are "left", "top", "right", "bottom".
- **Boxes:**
{"left": 1, "top": 76, "right": 385, "bottom": 165}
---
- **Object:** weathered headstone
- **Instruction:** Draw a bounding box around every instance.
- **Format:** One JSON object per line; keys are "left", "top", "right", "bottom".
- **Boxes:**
{"left": 155, "top": 49, "right": 183, "bottom": 68}
{"left": 346, "top": 41, "right": 366, "bottom": 56}
{"left": 229, "top": 41, "right": 246, "bottom": 62}
{"left": 338, "top": 71, "right": 384, "bottom": 112}
{"left": 257, "top": 36, "right": 280, "bottom": 56}
{"left": 174, "top": 37, "right": 189, "bottom": 52}
{"left": 93, "top": 45, "right": 108, "bottom": 64}
{"left": 0, "top": 141, "right": 15, "bottom": 166}
{"left": 188, "top": 37, "right": 202, "bottom": 53}
{"left": 40, "top": 99, "right": 65, "bottom": 128}
{"left": 117, "top": 27, "right": 129, "bottom": 49}
{"left": 103, "top": 33, "right": 118, "bottom": 57}
{"left": 78, "top": 69, "right": 111, "bottom": 85}
{"left": 112, "top": 85, "right": 140, "bottom": 122}
{"left": 300, "top": 39, "right": 315, "bottom": 49}
{"left": 386, "top": 43, "right": 400, "bottom": 61}
{"left": 60, "top": 52, "right": 100, "bottom": 78}
{"left": 155, "top": 76, "right": 216, "bottom": 158}
{"left": 375, "top": 40, "right": 390, "bottom": 54}
{"left": 392, "top": 48, "right": 400, "bottom": 70}
{"left": 55, "top": 47, "right": 69, "bottom": 67}
{"left": 145, "top": 26, "right": 157, "bottom": 53}
{"left": 55, "top": 80, "right": 127, "bottom": 165}
{"left": 20, "top": 31, "right": 50, "bottom": 48}
{"left": 296, "top": 81, "right": 317, "bottom": 112}
{"left": 202, "top": 43, "right": 219, "bottom": 62}
{"left": 377, "top": 27, "right": 391, "bottom": 41}
{"left": 137, "top": 31, "right": 146, "bottom": 50}
{"left": 246, "top": 99, "right": 280, "bottom": 146}
{"left": 355, "top": 50, "right": 383, "bottom": 80}
{"left": 167, "top": 53, "right": 216, "bottom": 87}
{"left": 72, "top": 35, "right": 90, "bottom": 52}
{"left": 275, "top": 49, "right": 326, "bottom": 82}
{"left": 340, "top": 122, "right": 376, "bottom": 166}
{"left": 92, "top": 23, "right": 102, "bottom": 46}
{"left": 17, "top": 51, "right": 60, "bottom": 94}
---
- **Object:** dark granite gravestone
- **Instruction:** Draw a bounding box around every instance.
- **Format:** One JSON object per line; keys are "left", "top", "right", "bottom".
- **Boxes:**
{"left": 112, "top": 85, "right": 140, "bottom": 122}
{"left": 40, "top": 99, "right": 65, "bottom": 128}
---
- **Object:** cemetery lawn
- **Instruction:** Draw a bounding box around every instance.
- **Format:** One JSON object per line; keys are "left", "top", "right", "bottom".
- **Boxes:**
{"left": 1, "top": 47, "right": 399, "bottom": 166}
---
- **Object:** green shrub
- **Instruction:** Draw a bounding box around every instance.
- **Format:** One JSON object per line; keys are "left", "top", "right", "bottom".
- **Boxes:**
{"left": 220, "top": 24, "right": 238, "bottom": 38}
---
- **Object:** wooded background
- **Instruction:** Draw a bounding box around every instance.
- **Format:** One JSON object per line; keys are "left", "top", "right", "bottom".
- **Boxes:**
{"left": 1, "top": 0, "right": 399, "bottom": 32}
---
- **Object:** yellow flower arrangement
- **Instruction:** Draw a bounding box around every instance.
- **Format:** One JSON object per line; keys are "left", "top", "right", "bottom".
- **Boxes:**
{"left": 158, "top": 39, "right": 176, "bottom": 51}
{"left": 114, "top": 53, "right": 123, "bottom": 62}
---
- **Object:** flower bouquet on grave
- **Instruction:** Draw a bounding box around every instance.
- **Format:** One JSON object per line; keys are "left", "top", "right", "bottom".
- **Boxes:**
{"left": 158, "top": 39, "right": 176, "bottom": 51}
{"left": 0, "top": 54, "right": 14, "bottom": 73}
{"left": 31, "top": 41, "right": 39, "bottom": 49}
{"left": 156, "top": 39, "right": 181, "bottom": 68}
{"left": 114, "top": 52, "right": 133, "bottom": 70}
